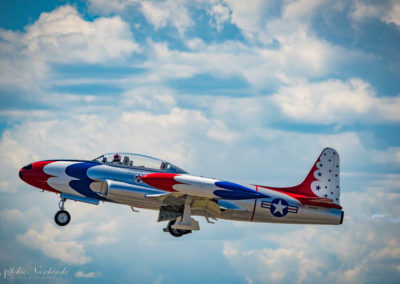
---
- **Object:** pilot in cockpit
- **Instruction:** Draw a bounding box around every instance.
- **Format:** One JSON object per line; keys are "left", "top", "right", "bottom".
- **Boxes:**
{"left": 160, "top": 162, "right": 170, "bottom": 170}
{"left": 112, "top": 154, "right": 122, "bottom": 164}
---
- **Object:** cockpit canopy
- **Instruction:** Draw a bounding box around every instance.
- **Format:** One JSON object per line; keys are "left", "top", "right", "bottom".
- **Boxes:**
{"left": 92, "top": 153, "right": 187, "bottom": 174}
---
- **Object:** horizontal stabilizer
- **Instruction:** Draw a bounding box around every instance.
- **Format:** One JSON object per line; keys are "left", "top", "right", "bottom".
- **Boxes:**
{"left": 298, "top": 197, "right": 342, "bottom": 209}
{"left": 299, "top": 197, "right": 334, "bottom": 203}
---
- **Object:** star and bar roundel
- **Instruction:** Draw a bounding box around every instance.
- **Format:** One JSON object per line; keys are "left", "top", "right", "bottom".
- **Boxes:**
{"left": 261, "top": 198, "right": 298, "bottom": 217}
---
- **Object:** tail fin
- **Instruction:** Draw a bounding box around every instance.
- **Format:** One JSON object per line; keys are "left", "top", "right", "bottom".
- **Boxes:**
{"left": 257, "top": 147, "right": 341, "bottom": 208}
{"left": 298, "top": 147, "right": 340, "bottom": 205}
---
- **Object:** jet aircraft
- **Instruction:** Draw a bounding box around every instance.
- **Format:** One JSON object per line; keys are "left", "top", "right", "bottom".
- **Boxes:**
{"left": 19, "top": 148, "right": 344, "bottom": 237}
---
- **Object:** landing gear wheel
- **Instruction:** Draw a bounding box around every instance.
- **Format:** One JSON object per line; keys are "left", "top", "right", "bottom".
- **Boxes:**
{"left": 167, "top": 220, "right": 191, "bottom": 237}
{"left": 54, "top": 210, "right": 71, "bottom": 226}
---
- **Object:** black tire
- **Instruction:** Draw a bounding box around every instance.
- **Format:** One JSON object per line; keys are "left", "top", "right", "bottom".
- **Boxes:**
{"left": 167, "top": 220, "right": 183, "bottom": 237}
{"left": 167, "top": 220, "right": 191, "bottom": 237}
{"left": 54, "top": 210, "right": 71, "bottom": 226}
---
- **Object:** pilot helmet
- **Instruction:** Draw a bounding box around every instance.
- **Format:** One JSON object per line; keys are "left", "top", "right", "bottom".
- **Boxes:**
{"left": 114, "top": 153, "right": 121, "bottom": 161}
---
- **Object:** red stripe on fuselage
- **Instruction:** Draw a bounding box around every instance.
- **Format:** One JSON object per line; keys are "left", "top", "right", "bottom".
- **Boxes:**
{"left": 140, "top": 173, "right": 182, "bottom": 192}
{"left": 20, "top": 161, "right": 60, "bottom": 193}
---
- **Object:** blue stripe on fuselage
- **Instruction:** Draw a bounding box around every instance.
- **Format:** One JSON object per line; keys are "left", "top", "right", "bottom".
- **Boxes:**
{"left": 66, "top": 162, "right": 106, "bottom": 200}
{"left": 214, "top": 181, "right": 269, "bottom": 200}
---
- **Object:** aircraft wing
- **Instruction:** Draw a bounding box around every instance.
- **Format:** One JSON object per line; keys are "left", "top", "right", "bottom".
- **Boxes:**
{"left": 146, "top": 192, "right": 221, "bottom": 218}
{"left": 99, "top": 179, "right": 222, "bottom": 218}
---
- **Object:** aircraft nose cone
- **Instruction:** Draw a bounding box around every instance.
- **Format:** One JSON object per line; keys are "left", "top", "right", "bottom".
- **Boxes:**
{"left": 19, "top": 161, "right": 60, "bottom": 193}
{"left": 19, "top": 163, "right": 32, "bottom": 181}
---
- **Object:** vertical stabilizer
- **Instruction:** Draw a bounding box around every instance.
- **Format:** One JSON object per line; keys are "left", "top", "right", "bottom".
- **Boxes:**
{"left": 298, "top": 148, "right": 340, "bottom": 205}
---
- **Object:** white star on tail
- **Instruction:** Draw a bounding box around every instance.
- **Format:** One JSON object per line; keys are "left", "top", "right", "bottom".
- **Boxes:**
{"left": 272, "top": 200, "right": 287, "bottom": 215}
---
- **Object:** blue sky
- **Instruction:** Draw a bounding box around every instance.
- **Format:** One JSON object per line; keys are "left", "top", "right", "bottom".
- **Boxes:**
{"left": 0, "top": 0, "right": 399, "bottom": 283}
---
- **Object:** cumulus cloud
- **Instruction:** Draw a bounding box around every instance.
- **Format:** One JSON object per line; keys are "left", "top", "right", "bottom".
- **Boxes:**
{"left": 0, "top": 5, "right": 138, "bottom": 91}
{"left": 135, "top": 1, "right": 368, "bottom": 91}
{"left": 142, "top": 38, "right": 347, "bottom": 89}
{"left": 352, "top": 0, "right": 400, "bottom": 26}
{"left": 17, "top": 223, "right": 92, "bottom": 265}
{"left": 89, "top": 0, "right": 193, "bottom": 34}
{"left": 21, "top": 5, "right": 138, "bottom": 63}
{"left": 121, "top": 86, "right": 177, "bottom": 113}
{"left": 207, "top": 3, "right": 231, "bottom": 31}
{"left": 372, "top": 147, "right": 400, "bottom": 165}
{"left": 140, "top": 0, "right": 194, "bottom": 35}
{"left": 0, "top": 208, "right": 24, "bottom": 221}
{"left": 272, "top": 79, "right": 400, "bottom": 124}
{"left": 65, "top": 1, "right": 364, "bottom": 91}
{"left": 223, "top": 0, "right": 271, "bottom": 40}
{"left": 87, "top": 0, "right": 140, "bottom": 14}
{"left": 1, "top": 199, "right": 125, "bottom": 265}
{"left": 0, "top": 2, "right": 374, "bottom": 115}
{"left": 75, "top": 270, "right": 102, "bottom": 278}
{"left": 224, "top": 221, "right": 400, "bottom": 284}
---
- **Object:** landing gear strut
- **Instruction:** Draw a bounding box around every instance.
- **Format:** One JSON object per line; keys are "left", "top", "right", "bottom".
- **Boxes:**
{"left": 54, "top": 198, "right": 71, "bottom": 226}
{"left": 162, "top": 196, "right": 200, "bottom": 237}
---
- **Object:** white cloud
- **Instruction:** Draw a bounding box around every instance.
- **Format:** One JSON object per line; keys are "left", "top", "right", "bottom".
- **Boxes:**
{"left": 0, "top": 5, "right": 138, "bottom": 91}
{"left": 223, "top": 0, "right": 270, "bottom": 40}
{"left": 0, "top": 129, "right": 41, "bottom": 193}
{"left": 139, "top": 17, "right": 367, "bottom": 90}
{"left": 371, "top": 213, "right": 400, "bottom": 224}
{"left": 208, "top": 3, "right": 231, "bottom": 31}
{"left": 283, "top": 0, "right": 329, "bottom": 20}
{"left": 383, "top": 2, "right": 400, "bottom": 26}
{"left": 0, "top": 208, "right": 24, "bottom": 221}
{"left": 2, "top": 199, "right": 126, "bottom": 265}
{"left": 372, "top": 147, "right": 400, "bottom": 165}
{"left": 140, "top": 0, "right": 193, "bottom": 35}
{"left": 143, "top": 40, "right": 305, "bottom": 88}
{"left": 75, "top": 270, "right": 102, "bottom": 278}
{"left": 8, "top": 5, "right": 138, "bottom": 63}
{"left": 88, "top": 0, "right": 140, "bottom": 14}
{"left": 0, "top": 1, "right": 370, "bottom": 104}
{"left": 121, "top": 86, "right": 177, "bottom": 113}
{"left": 352, "top": 0, "right": 400, "bottom": 26}
{"left": 153, "top": 274, "right": 164, "bottom": 284}
{"left": 272, "top": 79, "right": 400, "bottom": 124}
{"left": 224, "top": 221, "right": 400, "bottom": 283}
{"left": 17, "top": 223, "right": 92, "bottom": 265}
{"left": 223, "top": 241, "right": 239, "bottom": 256}
{"left": 88, "top": 0, "right": 194, "bottom": 34}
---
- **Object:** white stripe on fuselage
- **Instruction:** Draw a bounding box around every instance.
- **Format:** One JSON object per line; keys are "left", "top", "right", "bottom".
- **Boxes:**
{"left": 173, "top": 175, "right": 220, "bottom": 198}
{"left": 43, "top": 161, "right": 85, "bottom": 197}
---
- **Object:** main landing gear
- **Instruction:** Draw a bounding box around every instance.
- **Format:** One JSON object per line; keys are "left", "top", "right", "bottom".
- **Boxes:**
{"left": 54, "top": 198, "right": 71, "bottom": 226}
{"left": 162, "top": 196, "right": 200, "bottom": 237}
{"left": 163, "top": 220, "right": 192, "bottom": 237}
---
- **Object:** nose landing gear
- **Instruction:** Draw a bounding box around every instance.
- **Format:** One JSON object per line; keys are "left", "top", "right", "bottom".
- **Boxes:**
{"left": 54, "top": 198, "right": 71, "bottom": 226}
